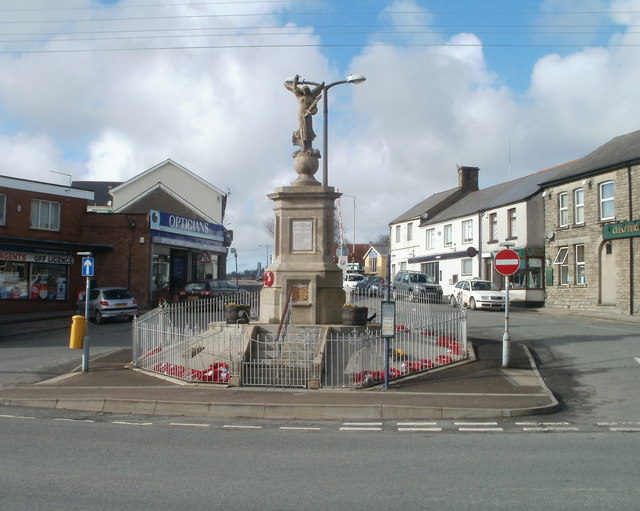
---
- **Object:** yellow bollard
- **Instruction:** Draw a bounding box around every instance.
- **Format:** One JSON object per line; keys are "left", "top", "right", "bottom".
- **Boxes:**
{"left": 69, "top": 314, "right": 85, "bottom": 350}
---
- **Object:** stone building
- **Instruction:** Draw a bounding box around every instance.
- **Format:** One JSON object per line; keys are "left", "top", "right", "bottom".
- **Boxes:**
{"left": 540, "top": 130, "right": 640, "bottom": 315}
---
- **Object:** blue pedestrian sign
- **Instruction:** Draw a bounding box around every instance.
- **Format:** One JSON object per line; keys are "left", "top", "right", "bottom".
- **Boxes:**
{"left": 81, "top": 257, "right": 95, "bottom": 277}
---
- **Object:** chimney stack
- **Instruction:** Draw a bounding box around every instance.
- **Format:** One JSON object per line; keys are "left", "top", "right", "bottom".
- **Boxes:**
{"left": 457, "top": 166, "right": 479, "bottom": 192}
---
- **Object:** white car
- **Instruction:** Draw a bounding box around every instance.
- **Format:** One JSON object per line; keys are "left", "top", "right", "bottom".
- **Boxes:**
{"left": 343, "top": 273, "right": 364, "bottom": 290}
{"left": 450, "top": 279, "right": 505, "bottom": 310}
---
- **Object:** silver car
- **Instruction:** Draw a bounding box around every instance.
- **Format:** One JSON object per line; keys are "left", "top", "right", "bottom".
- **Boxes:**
{"left": 75, "top": 287, "right": 138, "bottom": 323}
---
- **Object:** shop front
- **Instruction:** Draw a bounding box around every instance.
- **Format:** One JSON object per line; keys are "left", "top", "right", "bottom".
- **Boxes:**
{"left": 0, "top": 243, "right": 81, "bottom": 314}
{"left": 149, "top": 210, "right": 229, "bottom": 303}
{"left": 488, "top": 247, "right": 545, "bottom": 307}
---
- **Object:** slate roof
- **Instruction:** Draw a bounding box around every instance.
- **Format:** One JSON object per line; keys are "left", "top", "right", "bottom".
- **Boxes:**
{"left": 71, "top": 181, "right": 123, "bottom": 206}
{"left": 421, "top": 163, "right": 571, "bottom": 225}
{"left": 390, "top": 187, "right": 463, "bottom": 224}
{"left": 539, "top": 129, "right": 640, "bottom": 186}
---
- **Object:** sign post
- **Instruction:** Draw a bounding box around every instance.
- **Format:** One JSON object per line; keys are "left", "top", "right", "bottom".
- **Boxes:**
{"left": 78, "top": 252, "right": 94, "bottom": 372}
{"left": 381, "top": 301, "right": 396, "bottom": 390}
{"left": 494, "top": 248, "right": 520, "bottom": 368}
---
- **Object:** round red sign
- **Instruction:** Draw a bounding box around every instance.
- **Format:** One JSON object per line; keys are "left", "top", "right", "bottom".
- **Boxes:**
{"left": 494, "top": 249, "right": 520, "bottom": 276}
{"left": 263, "top": 270, "right": 275, "bottom": 287}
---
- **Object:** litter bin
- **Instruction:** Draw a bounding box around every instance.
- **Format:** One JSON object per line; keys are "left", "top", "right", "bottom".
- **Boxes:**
{"left": 69, "top": 314, "right": 85, "bottom": 350}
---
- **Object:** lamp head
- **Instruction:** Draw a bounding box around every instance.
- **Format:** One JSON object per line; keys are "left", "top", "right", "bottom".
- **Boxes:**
{"left": 346, "top": 74, "right": 366, "bottom": 84}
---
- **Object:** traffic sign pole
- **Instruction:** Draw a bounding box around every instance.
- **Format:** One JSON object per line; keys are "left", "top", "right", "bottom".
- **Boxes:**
{"left": 503, "top": 276, "right": 511, "bottom": 367}
{"left": 494, "top": 248, "right": 520, "bottom": 368}
{"left": 77, "top": 252, "right": 93, "bottom": 372}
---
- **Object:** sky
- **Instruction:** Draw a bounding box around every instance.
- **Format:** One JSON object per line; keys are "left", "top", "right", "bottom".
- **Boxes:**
{"left": 1, "top": 0, "right": 640, "bottom": 272}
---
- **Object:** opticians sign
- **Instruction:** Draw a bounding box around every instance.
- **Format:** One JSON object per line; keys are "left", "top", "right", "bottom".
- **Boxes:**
{"left": 149, "top": 210, "right": 225, "bottom": 242}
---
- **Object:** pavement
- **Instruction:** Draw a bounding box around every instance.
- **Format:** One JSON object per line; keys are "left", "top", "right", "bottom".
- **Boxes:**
{"left": 4, "top": 306, "right": 634, "bottom": 421}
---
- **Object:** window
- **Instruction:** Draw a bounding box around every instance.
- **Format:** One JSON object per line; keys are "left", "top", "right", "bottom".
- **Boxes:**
{"left": 575, "top": 244, "right": 585, "bottom": 284}
{"left": 406, "top": 222, "right": 413, "bottom": 242}
{"left": 558, "top": 192, "right": 568, "bottom": 227}
{"left": 507, "top": 208, "right": 517, "bottom": 238}
{"left": 461, "top": 258, "right": 472, "bottom": 275}
{"left": 443, "top": 224, "right": 452, "bottom": 246}
{"left": 600, "top": 181, "right": 615, "bottom": 220}
{"left": 369, "top": 256, "right": 377, "bottom": 273}
{"left": 0, "top": 194, "right": 6, "bottom": 225}
{"left": 421, "top": 261, "right": 439, "bottom": 283}
{"left": 553, "top": 247, "right": 569, "bottom": 285}
{"left": 395, "top": 225, "right": 401, "bottom": 243}
{"left": 462, "top": 220, "right": 473, "bottom": 243}
{"left": 30, "top": 199, "right": 60, "bottom": 231}
{"left": 574, "top": 188, "right": 584, "bottom": 225}
{"left": 425, "top": 228, "right": 435, "bottom": 250}
{"left": 488, "top": 213, "right": 498, "bottom": 241}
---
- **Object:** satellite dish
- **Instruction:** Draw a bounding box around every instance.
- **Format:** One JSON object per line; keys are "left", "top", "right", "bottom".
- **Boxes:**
{"left": 544, "top": 231, "right": 555, "bottom": 241}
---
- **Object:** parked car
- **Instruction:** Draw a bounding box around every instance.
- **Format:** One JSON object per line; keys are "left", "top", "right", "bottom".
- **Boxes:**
{"left": 343, "top": 273, "right": 364, "bottom": 290}
{"left": 177, "top": 279, "right": 249, "bottom": 302}
{"left": 75, "top": 287, "right": 138, "bottom": 324}
{"left": 392, "top": 270, "right": 443, "bottom": 302}
{"left": 450, "top": 279, "right": 505, "bottom": 310}
{"left": 355, "top": 276, "right": 385, "bottom": 296}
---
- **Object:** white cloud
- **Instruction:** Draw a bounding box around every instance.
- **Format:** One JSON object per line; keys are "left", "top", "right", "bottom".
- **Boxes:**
{"left": 0, "top": 0, "right": 639, "bottom": 270}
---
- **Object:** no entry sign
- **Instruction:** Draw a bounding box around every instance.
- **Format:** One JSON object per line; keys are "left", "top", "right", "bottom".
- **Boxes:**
{"left": 494, "top": 249, "right": 520, "bottom": 276}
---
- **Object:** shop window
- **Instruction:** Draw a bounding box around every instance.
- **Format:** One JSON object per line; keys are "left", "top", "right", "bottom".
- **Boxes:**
{"left": 574, "top": 188, "right": 584, "bottom": 225}
{"left": 553, "top": 247, "right": 569, "bottom": 285}
{"left": 0, "top": 194, "right": 6, "bottom": 225}
{"left": 600, "top": 181, "right": 615, "bottom": 220}
{"left": 575, "top": 244, "right": 586, "bottom": 284}
{"left": 30, "top": 264, "right": 67, "bottom": 300}
{"left": 152, "top": 254, "right": 170, "bottom": 291}
{"left": 0, "top": 261, "right": 28, "bottom": 299}
{"left": 461, "top": 258, "right": 472, "bottom": 275}
{"left": 507, "top": 208, "right": 517, "bottom": 238}
{"left": 30, "top": 199, "right": 60, "bottom": 231}
{"left": 421, "top": 262, "right": 439, "bottom": 283}
{"left": 488, "top": 213, "right": 498, "bottom": 242}
{"left": 527, "top": 258, "right": 543, "bottom": 289}
{"left": 462, "top": 220, "right": 473, "bottom": 243}
{"left": 444, "top": 224, "right": 452, "bottom": 247}
{"left": 425, "top": 228, "right": 435, "bottom": 250}
{"left": 558, "top": 193, "right": 568, "bottom": 227}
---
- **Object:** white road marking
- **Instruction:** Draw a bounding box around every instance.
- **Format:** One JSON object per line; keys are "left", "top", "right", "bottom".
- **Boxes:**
{"left": 454, "top": 421, "right": 499, "bottom": 426}
{"left": 458, "top": 427, "right": 504, "bottom": 432}
{"left": 169, "top": 422, "right": 209, "bottom": 428}
{"left": 339, "top": 426, "right": 383, "bottom": 431}
{"left": 398, "top": 427, "right": 443, "bottom": 432}
{"left": 54, "top": 418, "right": 95, "bottom": 423}
{"left": 279, "top": 426, "right": 322, "bottom": 431}
{"left": 343, "top": 422, "right": 383, "bottom": 426}
{"left": 397, "top": 422, "right": 438, "bottom": 426}
{"left": 112, "top": 421, "right": 152, "bottom": 426}
{"left": 522, "top": 427, "right": 579, "bottom": 432}
{"left": 222, "top": 424, "right": 262, "bottom": 429}
{"left": 634, "top": 357, "right": 640, "bottom": 365}
{"left": 0, "top": 414, "right": 35, "bottom": 419}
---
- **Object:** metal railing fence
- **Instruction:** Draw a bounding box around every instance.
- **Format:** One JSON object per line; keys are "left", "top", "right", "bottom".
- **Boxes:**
{"left": 131, "top": 288, "right": 466, "bottom": 388}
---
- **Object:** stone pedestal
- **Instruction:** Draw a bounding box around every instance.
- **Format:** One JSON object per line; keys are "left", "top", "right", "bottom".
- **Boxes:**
{"left": 260, "top": 184, "right": 345, "bottom": 325}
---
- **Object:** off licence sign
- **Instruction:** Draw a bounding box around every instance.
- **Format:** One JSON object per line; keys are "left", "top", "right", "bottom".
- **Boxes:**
{"left": 494, "top": 249, "right": 520, "bottom": 276}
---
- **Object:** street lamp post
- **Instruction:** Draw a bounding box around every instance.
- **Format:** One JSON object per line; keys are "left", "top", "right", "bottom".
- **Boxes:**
{"left": 342, "top": 194, "right": 356, "bottom": 263}
{"left": 287, "top": 74, "right": 366, "bottom": 187}
{"left": 230, "top": 248, "right": 238, "bottom": 285}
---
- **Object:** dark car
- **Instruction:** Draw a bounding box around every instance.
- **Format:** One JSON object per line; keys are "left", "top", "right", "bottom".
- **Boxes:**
{"left": 392, "top": 270, "right": 443, "bottom": 302}
{"left": 177, "top": 279, "right": 249, "bottom": 302}
{"left": 355, "top": 276, "right": 385, "bottom": 296}
{"left": 75, "top": 287, "right": 138, "bottom": 324}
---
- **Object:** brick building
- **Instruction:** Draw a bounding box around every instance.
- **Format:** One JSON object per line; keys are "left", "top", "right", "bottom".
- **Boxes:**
{"left": 0, "top": 176, "right": 107, "bottom": 315}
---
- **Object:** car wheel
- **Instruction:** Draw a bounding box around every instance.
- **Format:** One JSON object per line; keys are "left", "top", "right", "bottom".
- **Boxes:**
{"left": 469, "top": 297, "right": 477, "bottom": 310}
{"left": 95, "top": 310, "right": 103, "bottom": 324}
{"left": 449, "top": 295, "right": 458, "bottom": 307}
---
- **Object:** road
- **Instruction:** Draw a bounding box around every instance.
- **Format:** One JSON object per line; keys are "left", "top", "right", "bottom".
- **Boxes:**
{"left": 1, "top": 309, "right": 639, "bottom": 510}
{"left": 1, "top": 412, "right": 639, "bottom": 511}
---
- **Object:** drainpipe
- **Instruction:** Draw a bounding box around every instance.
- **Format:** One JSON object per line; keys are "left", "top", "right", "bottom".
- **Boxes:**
{"left": 629, "top": 166, "right": 634, "bottom": 315}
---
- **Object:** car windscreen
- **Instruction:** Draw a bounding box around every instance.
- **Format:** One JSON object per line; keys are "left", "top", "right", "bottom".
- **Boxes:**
{"left": 471, "top": 281, "right": 498, "bottom": 291}
{"left": 102, "top": 289, "right": 132, "bottom": 300}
